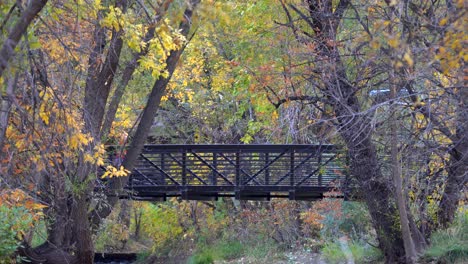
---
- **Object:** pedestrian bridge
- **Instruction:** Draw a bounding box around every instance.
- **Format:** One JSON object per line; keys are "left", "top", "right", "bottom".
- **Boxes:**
{"left": 103, "top": 144, "right": 349, "bottom": 201}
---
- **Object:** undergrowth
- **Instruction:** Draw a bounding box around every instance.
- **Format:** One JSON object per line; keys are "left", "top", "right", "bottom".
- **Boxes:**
{"left": 423, "top": 211, "right": 468, "bottom": 263}
{"left": 322, "top": 240, "right": 382, "bottom": 264}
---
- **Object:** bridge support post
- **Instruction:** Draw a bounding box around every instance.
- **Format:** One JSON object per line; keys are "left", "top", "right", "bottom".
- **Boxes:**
{"left": 160, "top": 153, "right": 166, "bottom": 185}
{"left": 318, "top": 153, "right": 322, "bottom": 187}
{"left": 290, "top": 151, "right": 295, "bottom": 187}
{"left": 265, "top": 153, "right": 269, "bottom": 185}
{"left": 182, "top": 150, "right": 187, "bottom": 186}
{"left": 211, "top": 153, "right": 217, "bottom": 185}
{"left": 235, "top": 151, "right": 240, "bottom": 187}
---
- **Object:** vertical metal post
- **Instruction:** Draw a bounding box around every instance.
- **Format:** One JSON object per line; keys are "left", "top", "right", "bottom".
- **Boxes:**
{"left": 318, "top": 152, "right": 322, "bottom": 187}
{"left": 212, "top": 153, "right": 217, "bottom": 185}
{"left": 160, "top": 153, "right": 166, "bottom": 185}
{"left": 182, "top": 150, "right": 187, "bottom": 186}
{"left": 236, "top": 151, "right": 240, "bottom": 187}
{"left": 265, "top": 152, "right": 270, "bottom": 185}
{"left": 290, "top": 150, "right": 295, "bottom": 187}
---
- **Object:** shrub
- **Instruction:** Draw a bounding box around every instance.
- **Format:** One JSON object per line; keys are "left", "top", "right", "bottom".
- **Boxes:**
{"left": 94, "top": 218, "right": 130, "bottom": 252}
{"left": 423, "top": 211, "right": 468, "bottom": 263}
{"left": 136, "top": 202, "right": 183, "bottom": 254}
{"left": 187, "top": 250, "right": 214, "bottom": 264}
{"left": 322, "top": 241, "right": 346, "bottom": 264}
{"left": 245, "top": 238, "right": 279, "bottom": 260}
{"left": 215, "top": 240, "right": 244, "bottom": 260}
{"left": 0, "top": 205, "right": 33, "bottom": 260}
{"left": 349, "top": 242, "right": 383, "bottom": 263}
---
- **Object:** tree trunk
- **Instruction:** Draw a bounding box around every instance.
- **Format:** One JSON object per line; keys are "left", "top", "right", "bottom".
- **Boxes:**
{"left": 345, "top": 137, "right": 406, "bottom": 263}
{"left": 284, "top": 1, "right": 407, "bottom": 260}
{"left": 71, "top": 195, "right": 94, "bottom": 264}
{"left": 0, "top": 75, "right": 16, "bottom": 150}
{"left": 90, "top": 0, "right": 201, "bottom": 225}
{"left": 101, "top": 0, "right": 175, "bottom": 138}
{"left": 133, "top": 205, "right": 143, "bottom": 239}
{"left": 390, "top": 80, "right": 417, "bottom": 262}
{"left": 0, "top": 0, "right": 48, "bottom": 78}
{"left": 438, "top": 85, "right": 468, "bottom": 226}
{"left": 329, "top": 71, "right": 406, "bottom": 263}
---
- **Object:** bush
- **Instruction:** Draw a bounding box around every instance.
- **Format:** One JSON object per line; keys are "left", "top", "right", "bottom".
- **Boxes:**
{"left": 322, "top": 241, "right": 346, "bottom": 264}
{"left": 349, "top": 242, "right": 383, "bottom": 263}
{"left": 423, "top": 211, "right": 468, "bottom": 263}
{"left": 187, "top": 250, "right": 214, "bottom": 264}
{"left": 245, "top": 238, "right": 280, "bottom": 260}
{"left": 0, "top": 205, "right": 33, "bottom": 260}
{"left": 94, "top": 217, "right": 130, "bottom": 252}
{"left": 215, "top": 240, "right": 244, "bottom": 260}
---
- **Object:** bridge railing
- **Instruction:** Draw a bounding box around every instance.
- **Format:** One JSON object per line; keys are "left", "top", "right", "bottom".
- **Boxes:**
{"left": 121, "top": 144, "right": 345, "bottom": 190}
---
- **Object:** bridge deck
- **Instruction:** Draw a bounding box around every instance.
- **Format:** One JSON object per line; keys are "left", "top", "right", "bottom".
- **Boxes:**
{"left": 104, "top": 144, "right": 347, "bottom": 201}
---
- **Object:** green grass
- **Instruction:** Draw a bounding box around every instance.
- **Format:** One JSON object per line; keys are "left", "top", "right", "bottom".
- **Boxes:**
{"left": 322, "top": 240, "right": 382, "bottom": 264}
{"left": 245, "top": 239, "right": 278, "bottom": 259}
{"left": 322, "top": 241, "right": 346, "bottom": 264}
{"left": 215, "top": 240, "right": 244, "bottom": 260}
{"left": 187, "top": 237, "right": 283, "bottom": 263}
{"left": 31, "top": 220, "right": 47, "bottom": 247}
{"left": 423, "top": 212, "right": 468, "bottom": 263}
{"left": 349, "top": 242, "right": 383, "bottom": 263}
{"left": 188, "top": 239, "right": 244, "bottom": 263}
{"left": 187, "top": 250, "right": 214, "bottom": 264}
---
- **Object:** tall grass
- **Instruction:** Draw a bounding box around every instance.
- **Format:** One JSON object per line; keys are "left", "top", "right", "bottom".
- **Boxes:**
{"left": 322, "top": 240, "right": 382, "bottom": 264}
{"left": 423, "top": 211, "right": 468, "bottom": 263}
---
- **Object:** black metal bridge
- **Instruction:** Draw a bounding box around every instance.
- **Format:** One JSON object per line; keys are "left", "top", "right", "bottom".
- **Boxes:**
{"left": 106, "top": 144, "right": 348, "bottom": 201}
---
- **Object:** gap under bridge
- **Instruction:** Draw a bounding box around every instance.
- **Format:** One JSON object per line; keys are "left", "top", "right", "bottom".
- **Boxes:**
{"left": 102, "top": 144, "right": 351, "bottom": 201}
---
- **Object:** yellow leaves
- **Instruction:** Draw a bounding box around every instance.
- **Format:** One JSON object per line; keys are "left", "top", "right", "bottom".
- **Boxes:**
{"left": 403, "top": 51, "right": 414, "bottom": 67}
{"left": 94, "top": 144, "right": 106, "bottom": 166}
{"left": 68, "top": 132, "right": 93, "bottom": 150}
{"left": 434, "top": 15, "right": 466, "bottom": 75}
{"left": 135, "top": 19, "right": 186, "bottom": 79}
{"left": 388, "top": 37, "right": 399, "bottom": 48}
{"left": 39, "top": 87, "right": 53, "bottom": 125}
{"left": 124, "top": 24, "right": 145, "bottom": 53}
{"left": 101, "top": 165, "right": 130, "bottom": 179}
{"left": 414, "top": 112, "right": 426, "bottom": 130}
{"left": 271, "top": 111, "right": 279, "bottom": 121}
{"left": 369, "top": 40, "right": 380, "bottom": 50}
{"left": 84, "top": 144, "right": 105, "bottom": 166}
{"left": 14, "top": 140, "right": 24, "bottom": 150}
{"left": 439, "top": 18, "right": 448, "bottom": 26}
{"left": 39, "top": 110, "right": 49, "bottom": 125}
{"left": 101, "top": 6, "right": 125, "bottom": 31}
{"left": 84, "top": 153, "right": 95, "bottom": 164}
{"left": 91, "top": 0, "right": 104, "bottom": 18}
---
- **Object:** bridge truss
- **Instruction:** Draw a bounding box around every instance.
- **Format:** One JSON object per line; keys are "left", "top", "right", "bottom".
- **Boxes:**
{"left": 104, "top": 144, "right": 348, "bottom": 201}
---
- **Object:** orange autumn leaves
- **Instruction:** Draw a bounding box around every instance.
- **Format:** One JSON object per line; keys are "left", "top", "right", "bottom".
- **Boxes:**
{"left": 0, "top": 189, "right": 47, "bottom": 223}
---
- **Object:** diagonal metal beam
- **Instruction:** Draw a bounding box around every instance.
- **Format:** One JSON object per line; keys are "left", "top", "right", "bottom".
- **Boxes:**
{"left": 242, "top": 149, "right": 288, "bottom": 185}
{"left": 218, "top": 152, "right": 261, "bottom": 185}
{"left": 295, "top": 154, "right": 338, "bottom": 186}
{"left": 139, "top": 154, "right": 180, "bottom": 185}
{"left": 272, "top": 151, "right": 319, "bottom": 185}
{"left": 167, "top": 153, "right": 208, "bottom": 185}
{"left": 190, "top": 151, "right": 234, "bottom": 186}
{"left": 132, "top": 168, "right": 158, "bottom": 185}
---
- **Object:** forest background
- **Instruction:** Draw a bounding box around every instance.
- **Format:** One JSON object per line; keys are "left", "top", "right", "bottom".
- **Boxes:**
{"left": 0, "top": 0, "right": 466, "bottom": 263}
